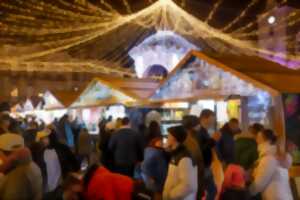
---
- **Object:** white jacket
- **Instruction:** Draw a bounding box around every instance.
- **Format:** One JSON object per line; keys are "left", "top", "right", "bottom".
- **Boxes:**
{"left": 250, "top": 143, "right": 293, "bottom": 200}
{"left": 163, "top": 146, "right": 198, "bottom": 200}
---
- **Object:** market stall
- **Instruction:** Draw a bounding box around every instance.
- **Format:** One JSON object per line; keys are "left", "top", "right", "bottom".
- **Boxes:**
{"left": 68, "top": 78, "right": 138, "bottom": 134}
{"left": 149, "top": 50, "right": 286, "bottom": 141}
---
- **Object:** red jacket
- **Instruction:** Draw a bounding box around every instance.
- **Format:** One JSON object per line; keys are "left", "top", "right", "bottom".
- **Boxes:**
{"left": 85, "top": 167, "right": 134, "bottom": 200}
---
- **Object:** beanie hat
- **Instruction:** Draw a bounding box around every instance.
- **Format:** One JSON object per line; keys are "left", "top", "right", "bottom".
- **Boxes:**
{"left": 222, "top": 164, "right": 246, "bottom": 191}
{"left": 0, "top": 133, "right": 24, "bottom": 151}
{"left": 167, "top": 125, "right": 187, "bottom": 143}
{"left": 36, "top": 129, "right": 51, "bottom": 142}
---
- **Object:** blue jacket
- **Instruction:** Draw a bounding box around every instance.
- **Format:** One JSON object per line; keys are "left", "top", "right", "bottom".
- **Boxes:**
{"left": 141, "top": 147, "right": 168, "bottom": 192}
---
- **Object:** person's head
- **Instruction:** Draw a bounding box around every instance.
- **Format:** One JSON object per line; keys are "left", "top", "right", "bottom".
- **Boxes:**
{"left": 62, "top": 173, "right": 83, "bottom": 200}
{"left": 256, "top": 129, "right": 277, "bottom": 145}
{"left": 0, "top": 133, "right": 25, "bottom": 156}
{"left": 199, "top": 109, "right": 215, "bottom": 129}
{"left": 223, "top": 164, "right": 246, "bottom": 190}
{"left": 0, "top": 114, "right": 11, "bottom": 130}
{"left": 36, "top": 129, "right": 51, "bottom": 147}
{"left": 148, "top": 121, "right": 161, "bottom": 135}
{"left": 228, "top": 118, "right": 240, "bottom": 133}
{"left": 182, "top": 115, "right": 199, "bottom": 131}
{"left": 167, "top": 125, "right": 187, "bottom": 150}
{"left": 149, "top": 136, "right": 163, "bottom": 148}
{"left": 121, "top": 117, "right": 130, "bottom": 127}
{"left": 249, "top": 123, "right": 264, "bottom": 137}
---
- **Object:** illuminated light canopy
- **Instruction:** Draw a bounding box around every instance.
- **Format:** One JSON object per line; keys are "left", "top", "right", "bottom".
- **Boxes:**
{"left": 0, "top": 0, "right": 299, "bottom": 73}
{"left": 129, "top": 31, "right": 199, "bottom": 78}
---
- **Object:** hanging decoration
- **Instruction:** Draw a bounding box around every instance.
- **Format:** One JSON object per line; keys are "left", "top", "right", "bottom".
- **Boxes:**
{"left": 0, "top": 0, "right": 299, "bottom": 76}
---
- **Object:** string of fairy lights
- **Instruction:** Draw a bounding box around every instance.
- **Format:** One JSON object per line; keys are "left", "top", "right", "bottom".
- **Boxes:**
{"left": 221, "top": 0, "right": 261, "bottom": 32}
{"left": 205, "top": 0, "right": 224, "bottom": 24}
{"left": 0, "top": 0, "right": 299, "bottom": 76}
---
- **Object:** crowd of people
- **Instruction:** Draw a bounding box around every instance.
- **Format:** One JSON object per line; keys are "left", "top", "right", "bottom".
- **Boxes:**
{"left": 0, "top": 108, "right": 295, "bottom": 200}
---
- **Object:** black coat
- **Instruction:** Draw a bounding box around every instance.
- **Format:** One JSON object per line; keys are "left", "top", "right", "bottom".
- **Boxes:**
{"left": 109, "top": 128, "right": 144, "bottom": 167}
{"left": 49, "top": 130, "right": 80, "bottom": 177}
{"left": 217, "top": 123, "right": 236, "bottom": 164}
{"left": 220, "top": 189, "right": 250, "bottom": 200}
{"left": 196, "top": 127, "right": 215, "bottom": 168}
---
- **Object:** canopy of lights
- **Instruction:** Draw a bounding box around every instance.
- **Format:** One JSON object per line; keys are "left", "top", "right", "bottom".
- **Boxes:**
{"left": 0, "top": 0, "right": 299, "bottom": 77}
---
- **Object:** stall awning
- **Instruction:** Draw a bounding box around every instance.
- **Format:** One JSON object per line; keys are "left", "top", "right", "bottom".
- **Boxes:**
{"left": 69, "top": 78, "right": 138, "bottom": 108}
{"left": 200, "top": 50, "right": 300, "bottom": 94}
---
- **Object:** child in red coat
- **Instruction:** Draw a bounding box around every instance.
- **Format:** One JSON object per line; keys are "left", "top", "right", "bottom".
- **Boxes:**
{"left": 84, "top": 164, "right": 134, "bottom": 200}
{"left": 220, "top": 164, "right": 250, "bottom": 200}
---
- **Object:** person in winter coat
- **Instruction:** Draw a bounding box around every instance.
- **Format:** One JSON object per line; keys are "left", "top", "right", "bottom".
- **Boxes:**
{"left": 23, "top": 121, "right": 39, "bottom": 147}
{"left": 83, "top": 164, "right": 134, "bottom": 200}
{"left": 196, "top": 109, "right": 217, "bottom": 200}
{"left": 48, "top": 127, "right": 80, "bottom": 178}
{"left": 31, "top": 129, "right": 62, "bottom": 193}
{"left": 163, "top": 125, "right": 198, "bottom": 200}
{"left": 77, "top": 128, "right": 93, "bottom": 165}
{"left": 217, "top": 118, "right": 241, "bottom": 165}
{"left": 0, "top": 133, "right": 43, "bottom": 200}
{"left": 99, "top": 121, "right": 115, "bottom": 170}
{"left": 109, "top": 117, "right": 144, "bottom": 177}
{"left": 220, "top": 164, "right": 250, "bottom": 200}
{"left": 234, "top": 123, "right": 264, "bottom": 170}
{"left": 141, "top": 136, "right": 168, "bottom": 193}
{"left": 58, "top": 115, "right": 75, "bottom": 148}
{"left": 182, "top": 115, "right": 205, "bottom": 199}
{"left": 249, "top": 129, "right": 293, "bottom": 200}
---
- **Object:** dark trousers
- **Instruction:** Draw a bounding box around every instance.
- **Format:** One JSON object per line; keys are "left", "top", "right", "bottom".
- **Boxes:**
{"left": 204, "top": 168, "right": 217, "bottom": 200}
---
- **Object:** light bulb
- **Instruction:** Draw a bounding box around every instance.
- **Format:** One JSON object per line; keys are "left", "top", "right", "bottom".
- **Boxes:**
{"left": 268, "top": 16, "right": 276, "bottom": 24}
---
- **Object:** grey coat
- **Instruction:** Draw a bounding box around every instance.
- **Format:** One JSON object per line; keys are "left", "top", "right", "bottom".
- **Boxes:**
{"left": 0, "top": 157, "right": 43, "bottom": 200}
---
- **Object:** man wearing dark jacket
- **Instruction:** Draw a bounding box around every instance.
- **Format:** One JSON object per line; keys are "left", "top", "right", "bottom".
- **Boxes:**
{"left": 217, "top": 118, "right": 241, "bottom": 165}
{"left": 196, "top": 109, "right": 217, "bottom": 200}
{"left": 109, "top": 117, "right": 144, "bottom": 177}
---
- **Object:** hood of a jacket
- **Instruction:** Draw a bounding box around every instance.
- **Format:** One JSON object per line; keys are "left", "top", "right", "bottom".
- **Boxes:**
{"left": 258, "top": 142, "right": 277, "bottom": 158}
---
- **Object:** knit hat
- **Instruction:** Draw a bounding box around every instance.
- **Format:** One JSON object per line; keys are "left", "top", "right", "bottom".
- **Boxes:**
{"left": 222, "top": 164, "right": 246, "bottom": 190}
{"left": 167, "top": 125, "right": 187, "bottom": 143}
{"left": 0, "top": 133, "right": 24, "bottom": 151}
{"left": 36, "top": 129, "right": 51, "bottom": 142}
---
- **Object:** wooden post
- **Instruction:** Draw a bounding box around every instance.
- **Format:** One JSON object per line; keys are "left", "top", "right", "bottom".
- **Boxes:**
{"left": 271, "top": 95, "right": 286, "bottom": 153}
{"left": 241, "top": 97, "right": 249, "bottom": 132}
